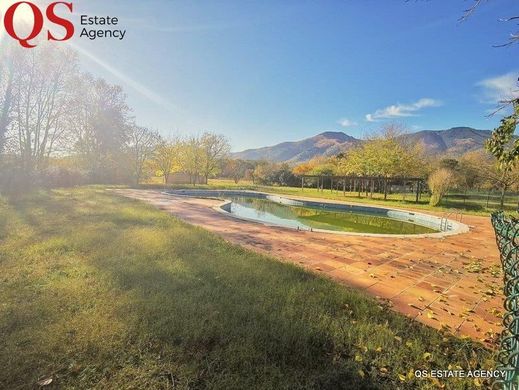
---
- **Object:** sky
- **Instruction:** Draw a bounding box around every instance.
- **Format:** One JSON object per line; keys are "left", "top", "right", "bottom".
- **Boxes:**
{"left": 2, "top": 0, "right": 519, "bottom": 151}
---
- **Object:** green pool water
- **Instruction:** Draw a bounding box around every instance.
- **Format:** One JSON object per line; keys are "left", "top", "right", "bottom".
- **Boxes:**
{"left": 228, "top": 197, "right": 437, "bottom": 235}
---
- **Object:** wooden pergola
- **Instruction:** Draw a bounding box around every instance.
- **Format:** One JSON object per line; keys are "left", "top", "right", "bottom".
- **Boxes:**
{"left": 299, "top": 175, "right": 425, "bottom": 203}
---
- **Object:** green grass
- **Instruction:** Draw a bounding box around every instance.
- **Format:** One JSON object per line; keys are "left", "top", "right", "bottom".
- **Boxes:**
{"left": 252, "top": 186, "right": 493, "bottom": 216}
{"left": 142, "top": 179, "right": 507, "bottom": 216}
{"left": 0, "top": 187, "right": 495, "bottom": 389}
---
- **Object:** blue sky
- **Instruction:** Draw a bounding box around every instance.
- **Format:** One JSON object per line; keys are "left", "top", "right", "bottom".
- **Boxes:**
{"left": 39, "top": 1, "right": 519, "bottom": 150}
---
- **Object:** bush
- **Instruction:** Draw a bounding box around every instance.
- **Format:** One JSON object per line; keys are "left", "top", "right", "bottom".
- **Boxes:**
{"left": 253, "top": 162, "right": 299, "bottom": 186}
{"left": 428, "top": 168, "right": 454, "bottom": 206}
{"left": 39, "top": 166, "right": 88, "bottom": 189}
{"left": 0, "top": 158, "right": 32, "bottom": 195}
{"left": 0, "top": 162, "right": 90, "bottom": 196}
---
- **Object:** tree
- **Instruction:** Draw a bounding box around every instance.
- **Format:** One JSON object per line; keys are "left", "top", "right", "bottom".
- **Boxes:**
{"left": 152, "top": 140, "right": 180, "bottom": 184}
{"left": 0, "top": 41, "right": 18, "bottom": 155}
{"left": 454, "top": 149, "right": 519, "bottom": 207}
{"left": 222, "top": 159, "right": 249, "bottom": 184}
{"left": 178, "top": 136, "right": 204, "bottom": 185}
{"left": 337, "top": 125, "right": 426, "bottom": 198}
{"left": 126, "top": 125, "right": 160, "bottom": 185}
{"left": 200, "top": 132, "right": 230, "bottom": 182}
{"left": 439, "top": 158, "right": 459, "bottom": 171}
{"left": 70, "top": 74, "right": 131, "bottom": 182}
{"left": 459, "top": 0, "right": 518, "bottom": 47}
{"left": 292, "top": 160, "right": 316, "bottom": 176}
{"left": 252, "top": 162, "right": 298, "bottom": 186}
{"left": 7, "top": 46, "right": 79, "bottom": 177}
{"left": 485, "top": 102, "right": 519, "bottom": 207}
{"left": 293, "top": 156, "right": 331, "bottom": 176}
{"left": 276, "top": 163, "right": 298, "bottom": 186}
{"left": 0, "top": 45, "right": 141, "bottom": 191}
{"left": 458, "top": 151, "right": 485, "bottom": 190}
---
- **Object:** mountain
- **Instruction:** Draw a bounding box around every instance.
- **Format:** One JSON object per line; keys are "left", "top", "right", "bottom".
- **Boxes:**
{"left": 405, "top": 127, "right": 492, "bottom": 156}
{"left": 231, "top": 127, "right": 492, "bottom": 163}
{"left": 232, "top": 131, "right": 360, "bottom": 163}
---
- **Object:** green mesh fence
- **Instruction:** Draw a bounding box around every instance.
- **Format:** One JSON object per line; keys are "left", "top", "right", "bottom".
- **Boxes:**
{"left": 491, "top": 212, "right": 519, "bottom": 389}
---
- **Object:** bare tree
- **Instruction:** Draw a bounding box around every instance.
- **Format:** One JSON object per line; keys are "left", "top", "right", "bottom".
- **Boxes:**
{"left": 222, "top": 159, "right": 250, "bottom": 184}
{"left": 7, "top": 46, "right": 79, "bottom": 177}
{"left": 0, "top": 42, "right": 18, "bottom": 155}
{"left": 126, "top": 125, "right": 161, "bottom": 185}
{"left": 200, "top": 132, "right": 231, "bottom": 183}
{"left": 459, "top": 0, "right": 518, "bottom": 47}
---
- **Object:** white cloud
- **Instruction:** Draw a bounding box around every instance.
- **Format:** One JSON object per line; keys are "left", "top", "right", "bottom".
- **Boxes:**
{"left": 365, "top": 98, "right": 442, "bottom": 122}
{"left": 477, "top": 72, "right": 519, "bottom": 103}
{"left": 338, "top": 118, "right": 357, "bottom": 127}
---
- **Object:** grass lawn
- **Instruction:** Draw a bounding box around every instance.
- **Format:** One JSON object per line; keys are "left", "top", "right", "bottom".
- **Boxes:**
{"left": 251, "top": 185, "right": 516, "bottom": 216}
{"left": 0, "top": 187, "right": 495, "bottom": 389}
{"left": 143, "top": 179, "right": 499, "bottom": 216}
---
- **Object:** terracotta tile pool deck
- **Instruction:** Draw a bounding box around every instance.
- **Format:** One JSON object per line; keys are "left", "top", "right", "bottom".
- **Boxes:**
{"left": 114, "top": 189, "right": 504, "bottom": 345}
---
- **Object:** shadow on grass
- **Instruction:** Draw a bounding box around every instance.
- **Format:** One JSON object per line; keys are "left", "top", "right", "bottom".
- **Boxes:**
{"left": 0, "top": 188, "right": 495, "bottom": 390}
{"left": 441, "top": 200, "right": 486, "bottom": 212}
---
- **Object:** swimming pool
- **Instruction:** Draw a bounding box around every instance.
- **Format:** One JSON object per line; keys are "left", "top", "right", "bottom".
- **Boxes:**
{"left": 167, "top": 190, "right": 469, "bottom": 237}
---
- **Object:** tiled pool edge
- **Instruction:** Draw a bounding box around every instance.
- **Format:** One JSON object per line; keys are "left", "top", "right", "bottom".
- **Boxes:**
{"left": 165, "top": 189, "right": 470, "bottom": 238}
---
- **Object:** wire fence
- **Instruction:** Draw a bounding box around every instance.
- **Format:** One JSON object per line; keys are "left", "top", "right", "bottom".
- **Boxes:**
{"left": 444, "top": 191, "right": 519, "bottom": 212}
{"left": 298, "top": 176, "right": 519, "bottom": 211}
{"left": 491, "top": 212, "right": 519, "bottom": 389}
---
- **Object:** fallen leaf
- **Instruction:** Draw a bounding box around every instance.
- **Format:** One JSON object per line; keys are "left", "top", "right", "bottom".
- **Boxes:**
{"left": 37, "top": 378, "right": 53, "bottom": 387}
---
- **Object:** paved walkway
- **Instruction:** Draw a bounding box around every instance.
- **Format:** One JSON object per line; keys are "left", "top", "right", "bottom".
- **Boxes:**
{"left": 114, "top": 189, "right": 503, "bottom": 345}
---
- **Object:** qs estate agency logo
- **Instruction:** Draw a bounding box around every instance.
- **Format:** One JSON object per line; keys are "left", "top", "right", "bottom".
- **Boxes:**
{"left": 0, "top": 1, "right": 127, "bottom": 48}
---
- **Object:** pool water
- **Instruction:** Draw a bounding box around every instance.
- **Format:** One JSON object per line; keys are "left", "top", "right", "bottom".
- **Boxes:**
{"left": 228, "top": 197, "right": 437, "bottom": 235}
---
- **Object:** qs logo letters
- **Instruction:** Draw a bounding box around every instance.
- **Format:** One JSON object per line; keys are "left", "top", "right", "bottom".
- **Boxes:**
{"left": 2, "top": 2, "right": 74, "bottom": 48}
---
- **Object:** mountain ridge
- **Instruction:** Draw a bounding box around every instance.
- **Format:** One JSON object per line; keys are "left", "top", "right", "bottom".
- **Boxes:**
{"left": 231, "top": 127, "right": 492, "bottom": 163}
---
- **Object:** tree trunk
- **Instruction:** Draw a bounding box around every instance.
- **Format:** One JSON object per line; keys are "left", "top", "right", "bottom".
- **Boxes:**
{"left": 0, "top": 63, "right": 14, "bottom": 154}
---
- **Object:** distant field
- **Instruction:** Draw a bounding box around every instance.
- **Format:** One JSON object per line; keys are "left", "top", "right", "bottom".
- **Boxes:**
{"left": 0, "top": 187, "right": 494, "bottom": 389}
